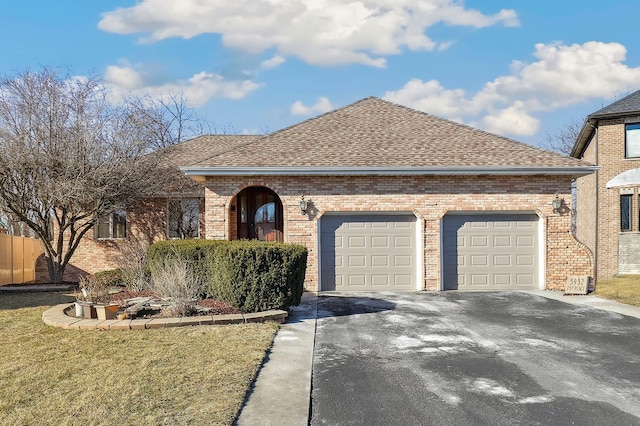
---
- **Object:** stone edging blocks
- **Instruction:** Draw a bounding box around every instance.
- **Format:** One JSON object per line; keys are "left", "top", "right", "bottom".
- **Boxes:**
{"left": 42, "top": 303, "right": 287, "bottom": 330}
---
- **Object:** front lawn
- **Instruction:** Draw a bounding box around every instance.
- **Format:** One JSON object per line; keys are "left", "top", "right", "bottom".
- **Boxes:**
{"left": 593, "top": 275, "right": 640, "bottom": 307}
{"left": 0, "top": 292, "right": 278, "bottom": 425}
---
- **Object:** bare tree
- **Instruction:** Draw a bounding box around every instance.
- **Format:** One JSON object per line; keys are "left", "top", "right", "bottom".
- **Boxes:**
{"left": 127, "top": 91, "right": 211, "bottom": 150}
{"left": 0, "top": 68, "right": 175, "bottom": 283}
{"left": 541, "top": 117, "right": 583, "bottom": 155}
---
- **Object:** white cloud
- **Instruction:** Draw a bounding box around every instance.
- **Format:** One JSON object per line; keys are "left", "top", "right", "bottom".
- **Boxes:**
{"left": 291, "top": 97, "right": 333, "bottom": 116}
{"left": 385, "top": 41, "right": 640, "bottom": 137}
{"left": 480, "top": 102, "right": 540, "bottom": 136}
{"left": 103, "top": 65, "right": 260, "bottom": 106}
{"left": 104, "top": 65, "right": 143, "bottom": 90}
{"left": 99, "top": 0, "right": 519, "bottom": 67}
{"left": 260, "top": 55, "right": 285, "bottom": 70}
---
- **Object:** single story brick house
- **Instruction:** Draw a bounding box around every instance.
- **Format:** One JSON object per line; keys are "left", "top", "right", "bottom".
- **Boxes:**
{"left": 51, "top": 97, "right": 596, "bottom": 291}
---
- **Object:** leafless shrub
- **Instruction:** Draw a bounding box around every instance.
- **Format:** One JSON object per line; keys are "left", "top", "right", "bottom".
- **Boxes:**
{"left": 150, "top": 256, "right": 202, "bottom": 317}
{"left": 118, "top": 240, "right": 151, "bottom": 292}
{"left": 78, "top": 274, "right": 111, "bottom": 304}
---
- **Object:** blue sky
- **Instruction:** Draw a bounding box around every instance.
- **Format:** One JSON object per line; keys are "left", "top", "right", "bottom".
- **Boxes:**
{"left": 2, "top": 0, "right": 640, "bottom": 147}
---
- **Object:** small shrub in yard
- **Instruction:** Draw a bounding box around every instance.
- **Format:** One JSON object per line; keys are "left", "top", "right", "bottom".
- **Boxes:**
{"left": 149, "top": 254, "right": 203, "bottom": 317}
{"left": 78, "top": 274, "right": 112, "bottom": 304}
{"left": 92, "top": 269, "right": 125, "bottom": 287}
{"left": 117, "top": 240, "right": 152, "bottom": 292}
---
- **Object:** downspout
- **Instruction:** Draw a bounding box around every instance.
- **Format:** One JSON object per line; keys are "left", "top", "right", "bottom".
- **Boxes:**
{"left": 591, "top": 124, "right": 599, "bottom": 284}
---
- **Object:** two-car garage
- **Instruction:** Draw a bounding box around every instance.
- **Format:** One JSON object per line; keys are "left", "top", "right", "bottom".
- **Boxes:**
{"left": 319, "top": 213, "right": 541, "bottom": 292}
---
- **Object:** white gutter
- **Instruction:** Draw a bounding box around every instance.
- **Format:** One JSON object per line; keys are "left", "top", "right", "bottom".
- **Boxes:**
{"left": 180, "top": 166, "right": 599, "bottom": 177}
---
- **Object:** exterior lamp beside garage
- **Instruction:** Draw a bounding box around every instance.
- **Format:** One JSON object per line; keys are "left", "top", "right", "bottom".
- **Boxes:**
{"left": 299, "top": 195, "right": 308, "bottom": 215}
{"left": 552, "top": 194, "right": 562, "bottom": 214}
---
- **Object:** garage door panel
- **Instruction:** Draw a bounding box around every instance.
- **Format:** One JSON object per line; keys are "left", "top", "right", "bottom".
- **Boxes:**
{"left": 516, "top": 235, "right": 534, "bottom": 247}
{"left": 348, "top": 236, "right": 366, "bottom": 248}
{"left": 471, "top": 274, "right": 488, "bottom": 285}
{"left": 517, "top": 274, "right": 534, "bottom": 285}
{"left": 371, "top": 255, "right": 389, "bottom": 267}
{"left": 443, "top": 214, "right": 539, "bottom": 291}
{"left": 517, "top": 255, "right": 534, "bottom": 266}
{"left": 321, "top": 214, "right": 416, "bottom": 291}
{"left": 495, "top": 274, "right": 511, "bottom": 285}
{"left": 471, "top": 236, "right": 488, "bottom": 247}
{"left": 493, "top": 235, "right": 511, "bottom": 247}
{"left": 348, "top": 275, "right": 366, "bottom": 286}
{"left": 371, "top": 236, "right": 389, "bottom": 247}
{"left": 494, "top": 255, "right": 511, "bottom": 266}
{"left": 395, "top": 275, "right": 412, "bottom": 286}
{"left": 348, "top": 255, "right": 366, "bottom": 267}
{"left": 371, "top": 275, "right": 389, "bottom": 286}
{"left": 471, "top": 255, "right": 488, "bottom": 266}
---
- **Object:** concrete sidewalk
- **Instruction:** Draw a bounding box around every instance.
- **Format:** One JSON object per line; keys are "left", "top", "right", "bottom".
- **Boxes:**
{"left": 528, "top": 290, "right": 640, "bottom": 319}
{"left": 236, "top": 292, "right": 318, "bottom": 426}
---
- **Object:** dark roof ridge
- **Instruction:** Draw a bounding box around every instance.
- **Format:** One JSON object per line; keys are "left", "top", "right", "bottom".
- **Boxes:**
{"left": 589, "top": 89, "right": 640, "bottom": 117}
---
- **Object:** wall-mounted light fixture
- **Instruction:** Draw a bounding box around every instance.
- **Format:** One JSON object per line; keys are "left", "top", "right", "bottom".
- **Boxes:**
{"left": 299, "top": 195, "right": 308, "bottom": 215}
{"left": 552, "top": 194, "right": 562, "bottom": 214}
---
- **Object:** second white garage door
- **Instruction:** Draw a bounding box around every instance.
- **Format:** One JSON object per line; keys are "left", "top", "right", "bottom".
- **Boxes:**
{"left": 320, "top": 214, "right": 417, "bottom": 291}
{"left": 442, "top": 214, "right": 540, "bottom": 290}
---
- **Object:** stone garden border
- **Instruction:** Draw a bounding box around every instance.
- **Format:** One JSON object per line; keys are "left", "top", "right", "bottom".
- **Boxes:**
{"left": 42, "top": 303, "right": 288, "bottom": 330}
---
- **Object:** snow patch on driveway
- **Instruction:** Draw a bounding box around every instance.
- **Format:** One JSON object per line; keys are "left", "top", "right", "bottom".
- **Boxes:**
{"left": 468, "top": 378, "right": 515, "bottom": 398}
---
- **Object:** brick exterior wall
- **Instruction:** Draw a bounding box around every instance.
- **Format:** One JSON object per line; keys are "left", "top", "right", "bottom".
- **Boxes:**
{"left": 35, "top": 198, "right": 205, "bottom": 282}
{"left": 575, "top": 117, "right": 640, "bottom": 279}
{"left": 201, "top": 174, "right": 592, "bottom": 291}
{"left": 54, "top": 175, "right": 593, "bottom": 290}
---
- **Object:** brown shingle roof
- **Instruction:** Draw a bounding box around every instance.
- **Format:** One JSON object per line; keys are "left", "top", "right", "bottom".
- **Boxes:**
{"left": 189, "top": 97, "right": 591, "bottom": 170}
{"left": 144, "top": 134, "right": 260, "bottom": 197}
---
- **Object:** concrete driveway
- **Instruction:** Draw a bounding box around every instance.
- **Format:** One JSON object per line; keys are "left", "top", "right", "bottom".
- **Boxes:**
{"left": 310, "top": 292, "right": 640, "bottom": 425}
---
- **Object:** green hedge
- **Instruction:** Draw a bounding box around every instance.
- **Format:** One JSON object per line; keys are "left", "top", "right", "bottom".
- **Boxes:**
{"left": 147, "top": 239, "right": 223, "bottom": 286}
{"left": 146, "top": 239, "right": 307, "bottom": 312}
{"left": 92, "top": 268, "right": 125, "bottom": 287}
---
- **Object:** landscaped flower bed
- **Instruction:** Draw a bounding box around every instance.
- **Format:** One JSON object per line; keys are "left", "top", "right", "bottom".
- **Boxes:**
{"left": 74, "top": 288, "right": 243, "bottom": 320}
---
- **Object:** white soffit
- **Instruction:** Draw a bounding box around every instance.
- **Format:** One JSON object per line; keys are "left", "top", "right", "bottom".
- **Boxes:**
{"left": 606, "top": 168, "right": 640, "bottom": 188}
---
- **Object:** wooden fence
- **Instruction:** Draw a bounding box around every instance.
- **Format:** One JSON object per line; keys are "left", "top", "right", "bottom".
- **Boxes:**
{"left": 0, "top": 233, "right": 43, "bottom": 285}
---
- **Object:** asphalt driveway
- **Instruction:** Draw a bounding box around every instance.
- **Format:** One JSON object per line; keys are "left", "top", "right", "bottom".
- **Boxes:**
{"left": 310, "top": 292, "right": 640, "bottom": 425}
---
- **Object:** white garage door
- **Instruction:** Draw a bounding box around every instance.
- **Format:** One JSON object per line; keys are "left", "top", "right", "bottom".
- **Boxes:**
{"left": 320, "top": 214, "right": 417, "bottom": 291}
{"left": 442, "top": 214, "right": 539, "bottom": 290}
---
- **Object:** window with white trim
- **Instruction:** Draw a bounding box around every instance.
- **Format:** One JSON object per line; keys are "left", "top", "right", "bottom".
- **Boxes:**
{"left": 96, "top": 209, "right": 127, "bottom": 239}
{"left": 168, "top": 199, "right": 199, "bottom": 239}
{"left": 625, "top": 123, "right": 640, "bottom": 158}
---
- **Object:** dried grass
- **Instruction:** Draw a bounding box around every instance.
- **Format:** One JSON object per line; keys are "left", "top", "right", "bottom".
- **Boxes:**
{"left": 593, "top": 275, "right": 640, "bottom": 307}
{"left": 0, "top": 292, "right": 277, "bottom": 425}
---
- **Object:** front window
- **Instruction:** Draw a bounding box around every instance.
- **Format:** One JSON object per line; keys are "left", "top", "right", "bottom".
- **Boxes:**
{"left": 96, "top": 209, "right": 127, "bottom": 239}
{"left": 621, "top": 194, "right": 632, "bottom": 231}
{"left": 168, "top": 199, "right": 199, "bottom": 239}
{"left": 625, "top": 123, "right": 640, "bottom": 158}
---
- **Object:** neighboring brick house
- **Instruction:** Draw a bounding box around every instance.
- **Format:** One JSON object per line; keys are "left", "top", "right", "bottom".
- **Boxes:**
{"left": 57, "top": 97, "right": 595, "bottom": 291}
{"left": 572, "top": 90, "right": 640, "bottom": 279}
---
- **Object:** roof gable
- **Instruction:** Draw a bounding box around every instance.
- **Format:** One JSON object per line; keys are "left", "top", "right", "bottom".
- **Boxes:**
{"left": 190, "top": 97, "right": 591, "bottom": 170}
{"left": 571, "top": 90, "right": 640, "bottom": 158}
{"left": 144, "top": 134, "right": 260, "bottom": 197}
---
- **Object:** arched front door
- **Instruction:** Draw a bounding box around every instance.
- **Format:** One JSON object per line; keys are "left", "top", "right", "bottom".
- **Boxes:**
{"left": 236, "top": 187, "right": 283, "bottom": 241}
